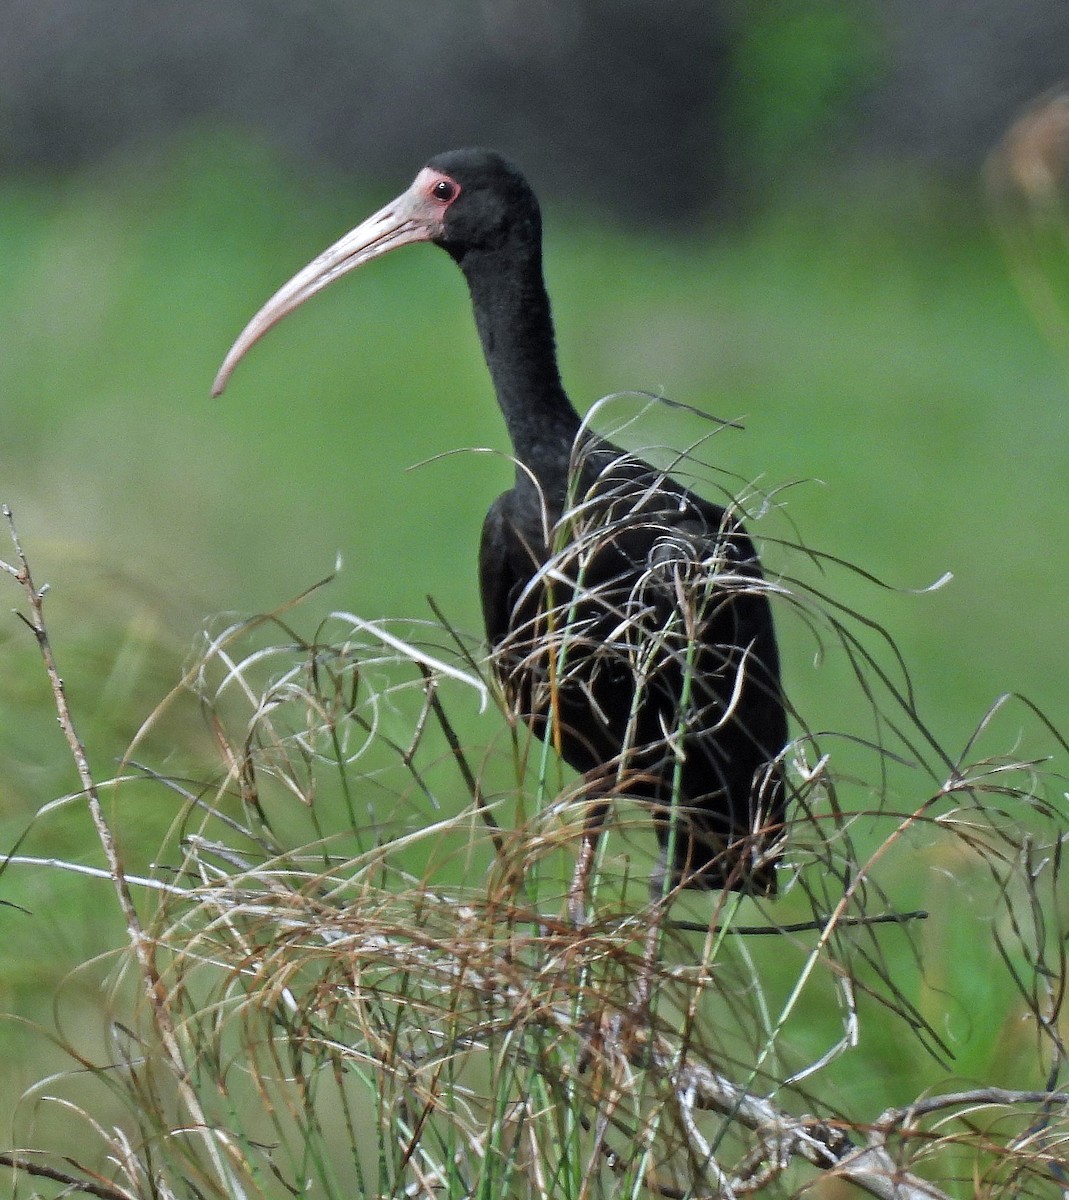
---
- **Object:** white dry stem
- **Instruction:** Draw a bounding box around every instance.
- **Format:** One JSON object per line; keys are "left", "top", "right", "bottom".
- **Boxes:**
{"left": 1, "top": 505, "right": 249, "bottom": 1200}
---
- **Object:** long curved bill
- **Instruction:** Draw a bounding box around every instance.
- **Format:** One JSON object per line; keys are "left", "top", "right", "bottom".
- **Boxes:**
{"left": 212, "top": 170, "right": 445, "bottom": 396}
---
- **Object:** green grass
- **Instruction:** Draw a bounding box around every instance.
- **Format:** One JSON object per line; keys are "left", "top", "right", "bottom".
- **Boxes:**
{"left": 0, "top": 132, "right": 1066, "bottom": 1192}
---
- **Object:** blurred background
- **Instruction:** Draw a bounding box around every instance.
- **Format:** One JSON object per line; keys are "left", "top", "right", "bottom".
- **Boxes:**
{"left": 2, "top": 0, "right": 1068, "bottom": 1176}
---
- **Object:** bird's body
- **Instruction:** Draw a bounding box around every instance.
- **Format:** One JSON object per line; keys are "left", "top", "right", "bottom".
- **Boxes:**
{"left": 214, "top": 147, "right": 788, "bottom": 895}
{"left": 480, "top": 436, "right": 785, "bottom": 893}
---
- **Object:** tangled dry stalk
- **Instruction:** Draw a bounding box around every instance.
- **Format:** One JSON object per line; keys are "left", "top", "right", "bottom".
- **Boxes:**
{"left": 1, "top": 413, "right": 1067, "bottom": 1200}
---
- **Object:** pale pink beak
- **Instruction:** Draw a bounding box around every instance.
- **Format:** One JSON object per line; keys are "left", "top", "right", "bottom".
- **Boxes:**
{"left": 212, "top": 168, "right": 448, "bottom": 396}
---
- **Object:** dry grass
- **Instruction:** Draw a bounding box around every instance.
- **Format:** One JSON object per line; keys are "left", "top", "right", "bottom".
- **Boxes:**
{"left": 1, "top": 410, "right": 1067, "bottom": 1200}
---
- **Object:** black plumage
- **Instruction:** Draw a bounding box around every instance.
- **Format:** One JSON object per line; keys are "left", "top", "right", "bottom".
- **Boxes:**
{"left": 213, "top": 147, "right": 788, "bottom": 895}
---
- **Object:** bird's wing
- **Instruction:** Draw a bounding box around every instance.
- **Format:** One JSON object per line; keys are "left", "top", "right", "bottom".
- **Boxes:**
{"left": 478, "top": 492, "right": 522, "bottom": 648}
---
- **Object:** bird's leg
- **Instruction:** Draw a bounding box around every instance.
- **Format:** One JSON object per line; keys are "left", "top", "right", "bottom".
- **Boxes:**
{"left": 629, "top": 852, "right": 681, "bottom": 1019}
{"left": 633, "top": 894, "right": 669, "bottom": 1018}
{"left": 568, "top": 800, "right": 610, "bottom": 928}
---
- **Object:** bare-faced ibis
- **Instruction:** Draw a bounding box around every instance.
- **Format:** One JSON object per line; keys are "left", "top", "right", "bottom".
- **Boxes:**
{"left": 213, "top": 148, "right": 788, "bottom": 899}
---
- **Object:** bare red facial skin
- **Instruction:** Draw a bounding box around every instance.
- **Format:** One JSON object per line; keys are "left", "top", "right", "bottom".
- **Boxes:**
{"left": 427, "top": 173, "right": 461, "bottom": 205}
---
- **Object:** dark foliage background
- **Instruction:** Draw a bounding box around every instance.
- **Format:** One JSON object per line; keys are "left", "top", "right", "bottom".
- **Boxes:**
{"left": 3, "top": 0, "right": 1069, "bottom": 220}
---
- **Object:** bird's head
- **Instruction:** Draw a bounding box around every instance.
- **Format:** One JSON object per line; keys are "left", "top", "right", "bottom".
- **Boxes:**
{"left": 212, "top": 147, "right": 540, "bottom": 396}
{"left": 424, "top": 148, "right": 542, "bottom": 261}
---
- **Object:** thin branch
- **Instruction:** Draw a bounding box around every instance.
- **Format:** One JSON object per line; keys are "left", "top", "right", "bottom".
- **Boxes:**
{"left": 636, "top": 1031, "right": 951, "bottom": 1200}
{"left": 3, "top": 856, "right": 190, "bottom": 896}
{"left": 0, "top": 505, "right": 247, "bottom": 1198}
{"left": 0, "top": 1152, "right": 135, "bottom": 1200}
{"left": 668, "top": 910, "right": 929, "bottom": 936}
{"left": 878, "top": 1087, "right": 1069, "bottom": 1126}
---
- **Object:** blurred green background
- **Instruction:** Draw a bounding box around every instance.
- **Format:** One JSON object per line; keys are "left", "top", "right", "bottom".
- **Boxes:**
{"left": 2, "top": 0, "right": 1068, "bottom": 1187}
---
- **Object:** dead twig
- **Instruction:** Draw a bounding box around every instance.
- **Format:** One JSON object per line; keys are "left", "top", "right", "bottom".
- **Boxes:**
{"left": 0, "top": 1152, "right": 135, "bottom": 1200}
{"left": 0, "top": 505, "right": 246, "bottom": 1198}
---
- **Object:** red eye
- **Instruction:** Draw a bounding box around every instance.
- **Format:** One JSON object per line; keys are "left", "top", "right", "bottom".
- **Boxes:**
{"left": 432, "top": 178, "right": 459, "bottom": 202}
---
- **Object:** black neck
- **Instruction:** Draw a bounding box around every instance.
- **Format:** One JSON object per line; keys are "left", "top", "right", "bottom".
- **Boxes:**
{"left": 455, "top": 242, "right": 581, "bottom": 493}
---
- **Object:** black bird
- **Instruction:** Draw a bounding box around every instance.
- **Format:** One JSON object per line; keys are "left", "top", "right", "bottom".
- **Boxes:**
{"left": 213, "top": 148, "right": 788, "bottom": 897}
